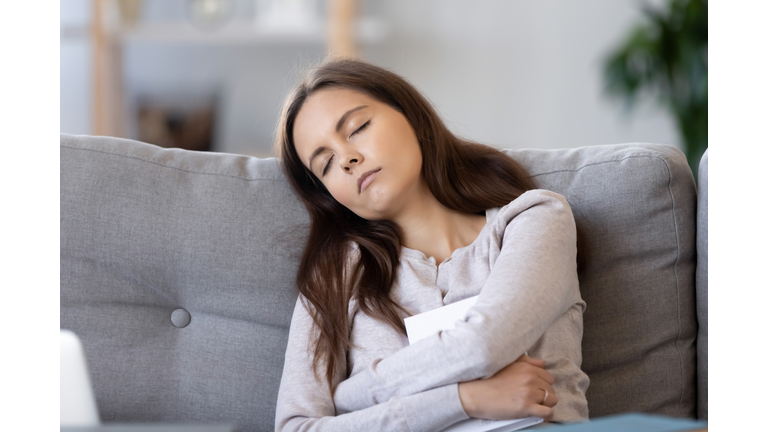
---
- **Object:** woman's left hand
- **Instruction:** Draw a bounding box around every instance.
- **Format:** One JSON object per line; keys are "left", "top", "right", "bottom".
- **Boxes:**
{"left": 457, "top": 354, "right": 558, "bottom": 421}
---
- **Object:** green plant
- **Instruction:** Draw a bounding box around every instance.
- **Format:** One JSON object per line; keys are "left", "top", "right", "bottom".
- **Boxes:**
{"left": 603, "top": 0, "right": 707, "bottom": 180}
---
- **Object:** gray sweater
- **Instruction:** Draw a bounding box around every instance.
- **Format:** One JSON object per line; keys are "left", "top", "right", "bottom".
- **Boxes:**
{"left": 275, "top": 190, "right": 589, "bottom": 432}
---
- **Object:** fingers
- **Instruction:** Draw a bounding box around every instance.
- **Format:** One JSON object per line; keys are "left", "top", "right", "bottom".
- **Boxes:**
{"left": 515, "top": 369, "right": 558, "bottom": 411}
{"left": 495, "top": 361, "right": 555, "bottom": 392}
{"left": 529, "top": 404, "right": 554, "bottom": 422}
{"left": 539, "top": 384, "right": 558, "bottom": 408}
{"left": 532, "top": 366, "right": 555, "bottom": 386}
{"left": 525, "top": 387, "right": 556, "bottom": 421}
{"left": 516, "top": 354, "right": 545, "bottom": 368}
{"left": 510, "top": 361, "right": 554, "bottom": 386}
{"left": 459, "top": 363, "right": 559, "bottom": 421}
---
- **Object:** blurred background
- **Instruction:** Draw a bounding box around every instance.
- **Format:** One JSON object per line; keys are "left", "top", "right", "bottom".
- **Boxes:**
{"left": 60, "top": 0, "right": 707, "bottom": 173}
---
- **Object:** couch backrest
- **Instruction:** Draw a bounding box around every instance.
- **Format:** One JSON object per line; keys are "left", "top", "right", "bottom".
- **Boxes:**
{"left": 61, "top": 134, "right": 699, "bottom": 431}
{"left": 61, "top": 134, "right": 308, "bottom": 431}
{"left": 505, "top": 144, "right": 698, "bottom": 419}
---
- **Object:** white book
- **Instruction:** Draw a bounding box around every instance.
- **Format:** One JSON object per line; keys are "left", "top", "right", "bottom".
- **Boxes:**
{"left": 404, "top": 296, "right": 544, "bottom": 432}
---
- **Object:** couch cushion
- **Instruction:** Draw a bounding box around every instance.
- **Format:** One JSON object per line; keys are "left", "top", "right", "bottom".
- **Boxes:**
{"left": 506, "top": 144, "right": 698, "bottom": 419}
{"left": 60, "top": 134, "right": 308, "bottom": 431}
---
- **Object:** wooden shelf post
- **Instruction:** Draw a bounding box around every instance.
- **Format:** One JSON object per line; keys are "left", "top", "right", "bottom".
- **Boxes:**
{"left": 91, "top": 0, "right": 124, "bottom": 137}
{"left": 327, "top": 0, "right": 356, "bottom": 58}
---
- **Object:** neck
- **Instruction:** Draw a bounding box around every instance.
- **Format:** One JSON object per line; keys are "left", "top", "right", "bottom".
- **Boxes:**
{"left": 392, "top": 181, "right": 486, "bottom": 265}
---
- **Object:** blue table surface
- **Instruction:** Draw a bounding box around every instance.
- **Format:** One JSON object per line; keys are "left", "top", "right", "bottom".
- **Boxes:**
{"left": 59, "top": 414, "right": 706, "bottom": 432}
{"left": 537, "top": 413, "right": 707, "bottom": 431}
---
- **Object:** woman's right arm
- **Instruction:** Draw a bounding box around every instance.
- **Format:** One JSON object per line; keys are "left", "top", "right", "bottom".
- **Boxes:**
{"left": 331, "top": 190, "right": 581, "bottom": 411}
{"left": 275, "top": 297, "right": 469, "bottom": 432}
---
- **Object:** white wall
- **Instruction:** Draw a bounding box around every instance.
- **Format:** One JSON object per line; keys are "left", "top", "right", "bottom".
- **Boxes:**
{"left": 60, "top": 0, "right": 680, "bottom": 155}
{"left": 60, "top": 0, "right": 92, "bottom": 135}
{"left": 364, "top": 0, "right": 678, "bottom": 151}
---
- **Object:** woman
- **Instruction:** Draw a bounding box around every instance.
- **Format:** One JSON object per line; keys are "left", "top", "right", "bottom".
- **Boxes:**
{"left": 274, "top": 58, "right": 589, "bottom": 431}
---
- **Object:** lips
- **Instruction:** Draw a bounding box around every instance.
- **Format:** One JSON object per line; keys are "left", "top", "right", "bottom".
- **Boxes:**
{"left": 358, "top": 168, "right": 381, "bottom": 193}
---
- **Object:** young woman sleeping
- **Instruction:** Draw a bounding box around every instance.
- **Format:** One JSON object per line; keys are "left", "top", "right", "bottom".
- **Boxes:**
{"left": 273, "top": 58, "right": 589, "bottom": 432}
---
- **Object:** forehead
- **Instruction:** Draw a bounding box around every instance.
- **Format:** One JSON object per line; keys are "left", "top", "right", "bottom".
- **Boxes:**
{"left": 293, "top": 88, "right": 376, "bottom": 156}
{"left": 300, "top": 87, "right": 373, "bottom": 117}
{"left": 295, "top": 88, "right": 374, "bottom": 133}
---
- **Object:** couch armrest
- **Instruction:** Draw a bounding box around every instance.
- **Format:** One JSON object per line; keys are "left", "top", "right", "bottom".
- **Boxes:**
{"left": 696, "top": 149, "right": 708, "bottom": 420}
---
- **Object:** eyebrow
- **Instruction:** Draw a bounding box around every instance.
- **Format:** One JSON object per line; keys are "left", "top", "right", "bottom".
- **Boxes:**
{"left": 336, "top": 105, "right": 367, "bottom": 132}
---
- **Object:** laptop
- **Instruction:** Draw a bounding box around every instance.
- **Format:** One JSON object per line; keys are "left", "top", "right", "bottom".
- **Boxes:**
{"left": 60, "top": 330, "right": 100, "bottom": 427}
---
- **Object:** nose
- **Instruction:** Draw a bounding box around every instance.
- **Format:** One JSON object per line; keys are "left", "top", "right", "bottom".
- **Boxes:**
{"left": 339, "top": 151, "right": 363, "bottom": 173}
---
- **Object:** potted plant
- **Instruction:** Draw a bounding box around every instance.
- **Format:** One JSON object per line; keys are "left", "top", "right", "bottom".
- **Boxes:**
{"left": 603, "top": 0, "right": 707, "bottom": 180}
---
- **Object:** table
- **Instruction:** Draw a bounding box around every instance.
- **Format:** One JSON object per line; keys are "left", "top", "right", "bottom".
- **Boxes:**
{"left": 536, "top": 413, "right": 707, "bottom": 431}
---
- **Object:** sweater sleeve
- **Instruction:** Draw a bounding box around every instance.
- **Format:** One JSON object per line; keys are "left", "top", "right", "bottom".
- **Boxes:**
{"left": 275, "top": 296, "right": 469, "bottom": 432}
{"left": 332, "top": 190, "right": 581, "bottom": 411}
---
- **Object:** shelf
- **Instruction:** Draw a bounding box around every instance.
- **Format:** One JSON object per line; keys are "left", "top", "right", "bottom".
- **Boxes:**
{"left": 116, "top": 18, "right": 389, "bottom": 45}
{"left": 83, "top": 0, "right": 379, "bottom": 139}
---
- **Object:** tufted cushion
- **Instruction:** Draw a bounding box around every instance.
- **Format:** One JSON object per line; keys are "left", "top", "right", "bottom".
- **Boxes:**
{"left": 506, "top": 144, "right": 698, "bottom": 419}
{"left": 60, "top": 134, "right": 308, "bottom": 431}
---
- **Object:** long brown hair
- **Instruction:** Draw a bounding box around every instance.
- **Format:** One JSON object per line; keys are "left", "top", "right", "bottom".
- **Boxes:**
{"left": 275, "top": 58, "right": 535, "bottom": 391}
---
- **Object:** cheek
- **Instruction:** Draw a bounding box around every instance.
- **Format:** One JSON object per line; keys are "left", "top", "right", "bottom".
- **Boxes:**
{"left": 402, "top": 146, "right": 423, "bottom": 182}
{"left": 327, "top": 182, "right": 356, "bottom": 210}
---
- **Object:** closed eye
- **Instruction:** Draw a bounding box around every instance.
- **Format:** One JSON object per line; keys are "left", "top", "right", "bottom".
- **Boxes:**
{"left": 350, "top": 120, "right": 370, "bottom": 137}
{"left": 321, "top": 120, "right": 369, "bottom": 176}
{"left": 322, "top": 155, "right": 334, "bottom": 176}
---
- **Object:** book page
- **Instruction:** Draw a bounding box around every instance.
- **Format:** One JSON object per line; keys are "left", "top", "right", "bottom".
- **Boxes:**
{"left": 403, "top": 295, "right": 543, "bottom": 432}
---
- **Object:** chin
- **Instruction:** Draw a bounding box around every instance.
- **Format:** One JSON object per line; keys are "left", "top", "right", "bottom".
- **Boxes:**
{"left": 351, "top": 204, "right": 391, "bottom": 222}
{"left": 354, "top": 211, "right": 385, "bottom": 222}
{"left": 344, "top": 189, "right": 400, "bottom": 221}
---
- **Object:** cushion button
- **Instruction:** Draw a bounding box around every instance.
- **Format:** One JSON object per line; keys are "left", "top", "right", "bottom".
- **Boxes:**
{"left": 170, "top": 308, "right": 191, "bottom": 328}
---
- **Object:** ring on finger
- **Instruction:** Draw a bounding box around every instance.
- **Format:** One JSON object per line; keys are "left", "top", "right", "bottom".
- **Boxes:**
{"left": 542, "top": 389, "right": 549, "bottom": 404}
